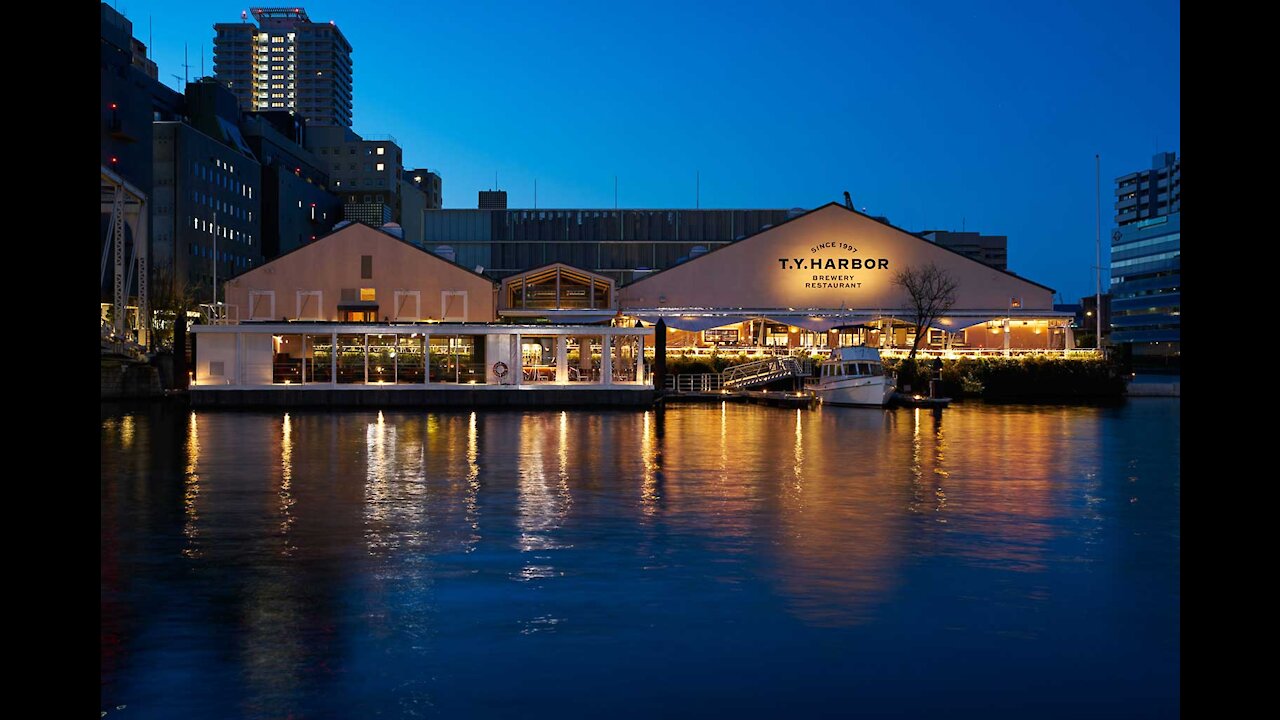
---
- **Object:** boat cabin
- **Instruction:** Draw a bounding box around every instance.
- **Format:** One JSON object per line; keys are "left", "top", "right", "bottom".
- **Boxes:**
{"left": 819, "top": 346, "right": 887, "bottom": 379}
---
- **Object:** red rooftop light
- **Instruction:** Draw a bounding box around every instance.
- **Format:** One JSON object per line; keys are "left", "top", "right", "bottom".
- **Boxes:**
{"left": 109, "top": 103, "right": 118, "bottom": 110}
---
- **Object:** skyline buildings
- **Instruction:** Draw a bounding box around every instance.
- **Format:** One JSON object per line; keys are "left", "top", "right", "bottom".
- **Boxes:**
{"left": 111, "top": 0, "right": 1178, "bottom": 301}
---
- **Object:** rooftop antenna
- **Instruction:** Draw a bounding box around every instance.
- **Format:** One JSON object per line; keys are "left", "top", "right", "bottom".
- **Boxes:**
{"left": 696, "top": 170, "right": 700, "bottom": 209}
{"left": 148, "top": 16, "right": 152, "bottom": 55}
{"left": 614, "top": 176, "right": 618, "bottom": 209}
{"left": 201, "top": 44, "right": 204, "bottom": 79}
{"left": 534, "top": 178, "right": 538, "bottom": 209}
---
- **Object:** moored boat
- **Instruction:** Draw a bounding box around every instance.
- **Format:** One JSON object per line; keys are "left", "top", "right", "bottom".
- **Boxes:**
{"left": 811, "top": 346, "right": 896, "bottom": 407}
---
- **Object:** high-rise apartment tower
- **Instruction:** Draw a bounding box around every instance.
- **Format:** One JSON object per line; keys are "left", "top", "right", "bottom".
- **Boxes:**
{"left": 213, "top": 7, "right": 353, "bottom": 127}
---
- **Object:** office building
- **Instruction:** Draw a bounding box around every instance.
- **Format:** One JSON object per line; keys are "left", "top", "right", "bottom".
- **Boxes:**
{"left": 917, "top": 230, "right": 1008, "bottom": 271}
{"left": 213, "top": 7, "right": 354, "bottom": 127}
{"left": 101, "top": 3, "right": 185, "bottom": 198}
{"left": 306, "top": 125, "right": 403, "bottom": 225}
{"left": 100, "top": 2, "right": 185, "bottom": 305}
{"left": 1114, "top": 151, "right": 1180, "bottom": 226}
{"left": 1109, "top": 152, "right": 1180, "bottom": 360}
{"left": 420, "top": 208, "right": 793, "bottom": 283}
{"left": 240, "top": 111, "right": 343, "bottom": 257}
{"left": 151, "top": 111, "right": 262, "bottom": 303}
{"left": 479, "top": 190, "right": 508, "bottom": 209}
{"left": 407, "top": 169, "right": 443, "bottom": 208}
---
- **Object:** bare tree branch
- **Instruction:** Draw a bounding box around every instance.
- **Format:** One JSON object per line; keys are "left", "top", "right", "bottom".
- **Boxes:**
{"left": 892, "top": 262, "right": 959, "bottom": 361}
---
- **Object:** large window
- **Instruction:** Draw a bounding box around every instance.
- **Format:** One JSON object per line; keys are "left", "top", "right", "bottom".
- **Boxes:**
{"left": 396, "top": 335, "right": 426, "bottom": 384}
{"left": 336, "top": 334, "right": 366, "bottom": 383}
{"left": 367, "top": 335, "right": 395, "bottom": 383}
{"left": 307, "top": 335, "right": 332, "bottom": 383}
{"left": 429, "top": 336, "right": 486, "bottom": 384}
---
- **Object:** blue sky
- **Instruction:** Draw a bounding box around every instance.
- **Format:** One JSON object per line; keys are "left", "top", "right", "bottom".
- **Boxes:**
{"left": 109, "top": 0, "right": 1179, "bottom": 300}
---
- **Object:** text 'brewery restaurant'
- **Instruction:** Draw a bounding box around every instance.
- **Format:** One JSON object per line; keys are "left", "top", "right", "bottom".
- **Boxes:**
{"left": 190, "top": 203, "right": 1076, "bottom": 403}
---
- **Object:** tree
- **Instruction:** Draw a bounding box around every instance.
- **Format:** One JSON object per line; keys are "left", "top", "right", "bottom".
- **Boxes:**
{"left": 892, "top": 262, "right": 959, "bottom": 361}
{"left": 149, "top": 266, "right": 201, "bottom": 350}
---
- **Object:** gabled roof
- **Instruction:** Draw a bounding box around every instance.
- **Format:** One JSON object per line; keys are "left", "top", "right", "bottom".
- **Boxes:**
{"left": 227, "top": 221, "right": 496, "bottom": 285}
{"left": 620, "top": 202, "right": 1055, "bottom": 294}
{"left": 500, "top": 262, "right": 615, "bottom": 288}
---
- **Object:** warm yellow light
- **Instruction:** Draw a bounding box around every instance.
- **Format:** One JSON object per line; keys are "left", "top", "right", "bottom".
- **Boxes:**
{"left": 789, "top": 327, "right": 798, "bottom": 334}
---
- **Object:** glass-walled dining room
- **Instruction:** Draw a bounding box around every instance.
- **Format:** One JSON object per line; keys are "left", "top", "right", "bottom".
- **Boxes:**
{"left": 192, "top": 323, "right": 653, "bottom": 389}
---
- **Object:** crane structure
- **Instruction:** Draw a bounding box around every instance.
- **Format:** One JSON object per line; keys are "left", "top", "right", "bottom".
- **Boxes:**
{"left": 101, "top": 165, "right": 150, "bottom": 349}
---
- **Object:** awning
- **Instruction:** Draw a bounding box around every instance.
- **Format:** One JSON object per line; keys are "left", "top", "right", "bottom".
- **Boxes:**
{"left": 765, "top": 315, "right": 880, "bottom": 333}
{"left": 933, "top": 316, "right": 1004, "bottom": 331}
{"left": 338, "top": 302, "right": 379, "bottom": 311}
{"left": 633, "top": 315, "right": 743, "bottom": 332}
{"left": 536, "top": 314, "right": 613, "bottom": 325}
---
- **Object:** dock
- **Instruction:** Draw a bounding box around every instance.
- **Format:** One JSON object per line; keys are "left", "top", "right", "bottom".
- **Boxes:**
{"left": 660, "top": 389, "right": 816, "bottom": 409}
{"left": 890, "top": 392, "right": 953, "bottom": 408}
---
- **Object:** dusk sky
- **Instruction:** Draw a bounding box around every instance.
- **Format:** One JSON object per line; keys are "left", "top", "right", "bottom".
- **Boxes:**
{"left": 110, "top": 0, "right": 1180, "bottom": 301}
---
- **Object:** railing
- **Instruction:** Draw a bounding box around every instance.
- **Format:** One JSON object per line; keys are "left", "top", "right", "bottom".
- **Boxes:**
{"left": 666, "top": 345, "right": 818, "bottom": 358}
{"left": 664, "top": 374, "right": 723, "bottom": 393}
{"left": 722, "top": 356, "right": 804, "bottom": 389}
{"left": 878, "top": 347, "right": 1101, "bottom": 359}
{"left": 198, "top": 303, "right": 240, "bottom": 325}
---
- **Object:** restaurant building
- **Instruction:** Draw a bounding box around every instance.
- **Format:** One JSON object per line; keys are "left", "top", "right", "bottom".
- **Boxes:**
{"left": 618, "top": 203, "right": 1075, "bottom": 356}
{"left": 195, "top": 222, "right": 653, "bottom": 403}
{"left": 191, "top": 203, "right": 1079, "bottom": 403}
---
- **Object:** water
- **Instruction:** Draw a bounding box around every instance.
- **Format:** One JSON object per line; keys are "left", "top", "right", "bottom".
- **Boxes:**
{"left": 101, "top": 400, "right": 1179, "bottom": 718}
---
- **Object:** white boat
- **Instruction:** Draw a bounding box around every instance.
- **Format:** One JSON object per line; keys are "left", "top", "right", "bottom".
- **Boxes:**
{"left": 811, "top": 346, "right": 896, "bottom": 407}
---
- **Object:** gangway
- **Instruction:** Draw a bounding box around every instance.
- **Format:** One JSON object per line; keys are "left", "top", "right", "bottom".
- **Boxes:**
{"left": 722, "top": 356, "right": 806, "bottom": 389}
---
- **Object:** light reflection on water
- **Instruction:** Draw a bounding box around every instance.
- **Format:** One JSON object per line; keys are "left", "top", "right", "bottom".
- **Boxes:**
{"left": 100, "top": 400, "right": 1179, "bottom": 719}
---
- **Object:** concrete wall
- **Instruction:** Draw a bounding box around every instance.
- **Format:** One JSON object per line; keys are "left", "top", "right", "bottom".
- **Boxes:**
{"left": 620, "top": 204, "right": 1055, "bottom": 312}
{"left": 224, "top": 222, "right": 496, "bottom": 322}
{"left": 197, "top": 333, "right": 238, "bottom": 384}
{"left": 242, "top": 333, "right": 274, "bottom": 385}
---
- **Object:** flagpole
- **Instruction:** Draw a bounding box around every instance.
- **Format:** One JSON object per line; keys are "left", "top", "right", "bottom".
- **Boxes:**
{"left": 1095, "top": 154, "right": 1101, "bottom": 350}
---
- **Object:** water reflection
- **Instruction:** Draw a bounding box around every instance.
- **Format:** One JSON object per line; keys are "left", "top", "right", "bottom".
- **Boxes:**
{"left": 183, "top": 411, "right": 201, "bottom": 559}
{"left": 279, "top": 413, "right": 296, "bottom": 553}
{"left": 515, "top": 412, "right": 572, "bottom": 580}
{"left": 101, "top": 400, "right": 1178, "bottom": 718}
